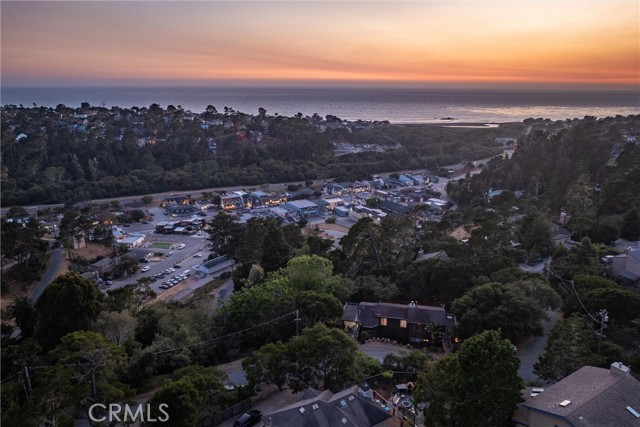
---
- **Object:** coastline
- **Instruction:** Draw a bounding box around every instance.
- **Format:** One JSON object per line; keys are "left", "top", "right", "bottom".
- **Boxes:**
{"left": 2, "top": 86, "right": 638, "bottom": 123}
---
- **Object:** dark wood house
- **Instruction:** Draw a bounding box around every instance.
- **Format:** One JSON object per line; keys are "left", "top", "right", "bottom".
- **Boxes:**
{"left": 342, "top": 301, "right": 455, "bottom": 351}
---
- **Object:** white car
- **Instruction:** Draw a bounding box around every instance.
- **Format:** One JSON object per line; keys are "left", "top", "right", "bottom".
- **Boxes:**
{"left": 178, "top": 244, "right": 186, "bottom": 250}
{"left": 193, "top": 253, "right": 202, "bottom": 258}
{"left": 141, "top": 266, "right": 150, "bottom": 272}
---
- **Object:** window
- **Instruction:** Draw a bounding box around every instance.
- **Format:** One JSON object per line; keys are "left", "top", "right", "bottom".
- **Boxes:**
{"left": 380, "top": 317, "right": 387, "bottom": 326}
{"left": 414, "top": 323, "right": 422, "bottom": 331}
{"left": 400, "top": 320, "right": 407, "bottom": 328}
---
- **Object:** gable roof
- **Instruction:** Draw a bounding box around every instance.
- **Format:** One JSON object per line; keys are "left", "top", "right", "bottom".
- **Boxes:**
{"left": 522, "top": 365, "right": 640, "bottom": 427}
{"left": 264, "top": 385, "right": 393, "bottom": 427}
{"left": 342, "top": 302, "right": 455, "bottom": 328}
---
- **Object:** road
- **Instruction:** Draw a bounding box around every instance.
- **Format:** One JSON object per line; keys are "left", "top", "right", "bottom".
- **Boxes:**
{"left": 1, "top": 148, "right": 514, "bottom": 215}
{"left": 30, "top": 247, "right": 63, "bottom": 301}
{"left": 516, "top": 309, "right": 560, "bottom": 383}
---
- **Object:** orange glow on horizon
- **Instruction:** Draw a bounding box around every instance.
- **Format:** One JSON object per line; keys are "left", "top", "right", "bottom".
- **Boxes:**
{"left": 1, "top": 1, "right": 638, "bottom": 89}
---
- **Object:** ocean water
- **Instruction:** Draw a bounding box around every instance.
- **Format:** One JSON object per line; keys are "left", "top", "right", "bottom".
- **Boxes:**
{"left": 1, "top": 86, "right": 638, "bottom": 124}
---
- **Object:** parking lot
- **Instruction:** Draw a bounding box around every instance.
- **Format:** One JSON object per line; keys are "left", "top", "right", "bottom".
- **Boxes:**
{"left": 108, "top": 206, "right": 215, "bottom": 297}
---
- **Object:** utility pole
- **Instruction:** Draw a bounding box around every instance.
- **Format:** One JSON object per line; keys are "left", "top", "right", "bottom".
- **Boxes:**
{"left": 597, "top": 309, "right": 608, "bottom": 355}
{"left": 294, "top": 309, "right": 301, "bottom": 336}
{"left": 22, "top": 366, "right": 32, "bottom": 400}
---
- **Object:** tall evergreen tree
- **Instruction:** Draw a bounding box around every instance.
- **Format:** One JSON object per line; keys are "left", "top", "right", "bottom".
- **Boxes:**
{"left": 34, "top": 273, "right": 103, "bottom": 349}
{"left": 454, "top": 330, "right": 523, "bottom": 427}
{"left": 620, "top": 207, "right": 640, "bottom": 240}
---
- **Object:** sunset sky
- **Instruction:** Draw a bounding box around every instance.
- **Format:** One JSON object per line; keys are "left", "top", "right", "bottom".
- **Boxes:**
{"left": 1, "top": 1, "right": 639, "bottom": 89}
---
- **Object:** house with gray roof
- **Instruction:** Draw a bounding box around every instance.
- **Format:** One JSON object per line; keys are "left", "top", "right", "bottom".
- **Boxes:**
{"left": 611, "top": 244, "right": 640, "bottom": 286}
{"left": 342, "top": 301, "right": 455, "bottom": 351}
{"left": 262, "top": 384, "right": 395, "bottom": 427}
{"left": 513, "top": 362, "right": 640, "bottom": 427}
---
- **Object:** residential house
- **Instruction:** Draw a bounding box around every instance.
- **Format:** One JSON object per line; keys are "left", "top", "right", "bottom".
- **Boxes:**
{"left": 513, "top": 363, "right": 640, "bottom": 427}
{"left": 551, "top": 224, "right": 576, "bottom": 249}
{"left": 495, "top": 137, "right": 517, "bottom": 146}
{"left": 207, "top": 139, "right": 218, "bottom": 154}
{"left": 342, "top": 301, "right": 455, "bottom": 350}
{"left": 611, "top": 244, "right": 640, "bottom": 286}
{"left": 263, "top": 384, "right": 396, "bottom": 427}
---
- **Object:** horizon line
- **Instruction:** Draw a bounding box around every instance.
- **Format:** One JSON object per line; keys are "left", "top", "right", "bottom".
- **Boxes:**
{"left": 3, "top": 81, "right": 639, "bottom": 92}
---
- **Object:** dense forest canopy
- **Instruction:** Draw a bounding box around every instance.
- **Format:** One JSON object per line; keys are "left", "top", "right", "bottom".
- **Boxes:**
{"left": 1, "top": 103, "right": 521, "bottom": 206}
{"left": 447, "top": 115, "right": 640, "bottom": 242}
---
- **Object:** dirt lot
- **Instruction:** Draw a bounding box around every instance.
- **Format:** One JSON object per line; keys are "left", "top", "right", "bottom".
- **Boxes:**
{"left": 1, "top": 243, "right": 113, "bottom": 311}
{"left": 60, "top": 242, "right": 113, "bottom": 275}
{"left": 449, "top": 225, "right": 476, "bottom": 240}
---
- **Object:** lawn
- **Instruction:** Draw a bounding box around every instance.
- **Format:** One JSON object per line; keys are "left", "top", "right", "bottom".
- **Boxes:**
{"left": 149, "top": 241, "right": 173, "bottom": 249}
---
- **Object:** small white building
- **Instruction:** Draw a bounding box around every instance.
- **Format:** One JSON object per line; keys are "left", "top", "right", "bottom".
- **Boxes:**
{"left": 119, "top": 234, "right": 145, "bottom": 248}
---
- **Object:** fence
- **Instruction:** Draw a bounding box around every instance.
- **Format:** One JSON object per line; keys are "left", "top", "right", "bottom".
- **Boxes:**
{"left": 201, "top": 398, "right": 251, "bottom": 427}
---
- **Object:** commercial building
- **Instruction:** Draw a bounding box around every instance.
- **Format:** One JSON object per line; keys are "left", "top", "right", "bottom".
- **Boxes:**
{"left": 285, "top": 199, "right": 320, "bottom": 218}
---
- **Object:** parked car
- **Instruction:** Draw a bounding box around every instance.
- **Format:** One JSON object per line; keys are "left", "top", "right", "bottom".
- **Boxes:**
{"left": 166, "top": 251, "right": 174, "bottom": 256}
{"left": 173, "top": 264, "right": 182, "bottom": 269}
{"left": 141, "top": 266, "right": 150, "bottom": 272}
{"left": 104, "top": 280, "right": 114, "bottom": 286}
{"left": 233, "top": 410, "right": 261, "bottom": 427}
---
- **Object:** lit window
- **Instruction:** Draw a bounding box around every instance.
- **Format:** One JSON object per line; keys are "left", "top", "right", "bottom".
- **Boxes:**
{"left": 380, "top": 318, "right": 387, "bottom": 326}
{"left": 400, "top": 320, "right": 407, "bottom": 328}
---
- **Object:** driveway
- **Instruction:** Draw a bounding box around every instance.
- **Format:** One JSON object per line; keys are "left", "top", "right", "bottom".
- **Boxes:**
{"left": 516, "top": 309, "right": 560, "bottom": 383}
{"left": 360, "top": 341, "right": 421, "bottom": 362}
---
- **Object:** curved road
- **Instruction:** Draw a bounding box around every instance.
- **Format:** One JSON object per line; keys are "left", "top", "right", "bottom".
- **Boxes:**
{"left": 30, "top": 248, "right": 64, "bottom": 301}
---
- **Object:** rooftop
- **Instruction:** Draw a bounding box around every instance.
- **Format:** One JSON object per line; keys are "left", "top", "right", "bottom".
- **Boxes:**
{"left": 520, "top": 364, "right": 640, "bottom": 427}
{"left": 263, "top": 385, "right": 394, "bottom": 427}
{"left": 342, "top": 301, "right": 454, "bottom": 328}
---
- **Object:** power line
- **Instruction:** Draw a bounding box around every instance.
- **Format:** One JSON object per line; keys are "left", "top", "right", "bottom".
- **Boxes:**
{"left": 547, "top": 264, "right": 605, "bottom": 326}
{"left": 130, "top": 310, "right": 298, "bottom": 359}
{"left": 1, "top": 311, "right": 300, "bottom": 383}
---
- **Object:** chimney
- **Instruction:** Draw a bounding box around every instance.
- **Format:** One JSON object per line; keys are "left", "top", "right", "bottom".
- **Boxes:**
{"left": 610, "top": 362, "right": 630, "bottom": 376}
